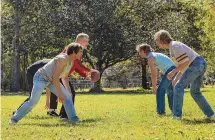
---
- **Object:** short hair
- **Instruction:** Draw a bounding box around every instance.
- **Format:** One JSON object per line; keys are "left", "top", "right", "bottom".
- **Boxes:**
{"left": 154, "top": 30, "right": 173, "bottom": 44}
{"left": 136, "top": 43, "right": 153, "bottom": 55}
{"left": 65, "top": 43, "right": 83, "bottom": 55}
{"left": 76, "top": 33, "right": 89, "bottom": 41}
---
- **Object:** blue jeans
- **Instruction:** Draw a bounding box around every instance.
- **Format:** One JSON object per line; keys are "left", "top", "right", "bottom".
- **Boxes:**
{"left": 156, "top": 66, "right": 175, "bottom": 114}
{"left": 11, "top": 72, "right": 79, "bottom": 122}
{"left": 173, "top": 56, "right": 214, "bottom": 118}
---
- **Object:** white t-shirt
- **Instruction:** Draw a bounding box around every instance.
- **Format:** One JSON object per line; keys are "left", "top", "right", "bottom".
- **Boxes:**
{"left": 169, "top": 41, "right": 199, "bottom": 65}
{"left": 169, "top": 41, "right": 199, "bottom": 73}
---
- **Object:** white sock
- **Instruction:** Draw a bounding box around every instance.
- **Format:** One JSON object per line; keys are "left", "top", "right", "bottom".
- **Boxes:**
{"left": 48, "top": 109, "right": 55, "bottom": 112}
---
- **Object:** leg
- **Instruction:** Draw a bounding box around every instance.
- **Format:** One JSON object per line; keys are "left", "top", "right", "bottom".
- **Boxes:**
{"left": 59, "top": 81, "right": 76, "bottom": 119}
{"left": 47, "top": 83, "right": 79, "bottom": 122}
{"left": 47, "top": 91, "right": 59, "bottom": 116}
{"left": 11, "top": 73, "right": 47, "bottom": 122}
{"left": 173, "top": 60, "right": 205, "bottom": 118}
{"left": 167, "top": 84, "right": 174, "bottom": 111}
{"left": 156, "top": 75, "right": 172, "bottom": 114}
{"left": 15, "top": 71, "right": 33, "bottom": 111}
{"left": 59, "top": 78, "right": 68, "bottom": 118}
{"left": 70, "top": 82, "right": 76, "bottom": 104}
{"left": 59, "top": 105, "right": 67, "bottom": 118}
{"left": 27, "top": 71, "right": 34, "bottom": 94}
{"left": 190, "top": 74, "right": 214, "bottom": 117}
{"left": 50, "top": 92, "right": 58, "bottom": 109}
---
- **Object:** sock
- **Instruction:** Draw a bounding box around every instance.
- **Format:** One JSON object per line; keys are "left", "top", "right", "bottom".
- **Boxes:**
{"left": 48, "top": 109, "right": 55, "bottom": 112}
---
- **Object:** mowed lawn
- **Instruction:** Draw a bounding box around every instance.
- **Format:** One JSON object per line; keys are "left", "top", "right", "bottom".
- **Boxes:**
{"left": 1, "top": 87, "right": 215, "bottom": 140}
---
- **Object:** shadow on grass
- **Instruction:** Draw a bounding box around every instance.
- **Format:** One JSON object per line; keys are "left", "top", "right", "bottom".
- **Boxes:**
{"left": 1, "top": 92, "right": 46, "bottom": 96}
{"left": 19, "top": 118, "right": 103, "bottom": 127}
{"left": 78, "top": 89, "right": 152, "bottom": 95}
{"left": 27, "top": 115, "right": 52, "bottom": 120}
{"left": 182, "top": 118, "right": 215, "bottom": 124}
{"left": 2, "top": 90, "right": 153, "bottom": 96}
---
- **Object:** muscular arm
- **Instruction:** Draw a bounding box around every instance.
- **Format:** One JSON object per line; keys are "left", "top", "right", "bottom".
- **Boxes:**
{"left": 52, "top": 57, "right": 67, "bottom": 102}
{"left": 61, "top": 73, "right": 72, "bottom": 95}
{"left": 174, "top": 60, "right": 190, "bottom": 73}
{"left": 45, "top": 88, "right": 51, "bottom": 109}
{"left": 167, "top": 60, "right": 190, "bottom": 80}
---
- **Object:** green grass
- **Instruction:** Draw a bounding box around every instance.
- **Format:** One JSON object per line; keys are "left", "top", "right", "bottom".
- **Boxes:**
{"left": 1, "top": 87, "right": 215, "bottom": 140}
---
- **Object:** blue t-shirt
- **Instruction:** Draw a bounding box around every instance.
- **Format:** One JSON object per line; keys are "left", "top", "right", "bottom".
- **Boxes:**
{"left": 147, "top": 52, "right": 175, "bottom": 74}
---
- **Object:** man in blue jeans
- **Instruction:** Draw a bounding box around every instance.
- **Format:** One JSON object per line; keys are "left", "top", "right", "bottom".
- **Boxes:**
{"left": 9, "top": 43, "right": 83, "bottom": 124}
{"left": 154, "top": 30, "right": 215, "bottom": 119}
{"left": 13, "top": 59, "right": 59, "bottom": 117}
{"left": 136, "top": 43, "right": 176, "bottom": 115}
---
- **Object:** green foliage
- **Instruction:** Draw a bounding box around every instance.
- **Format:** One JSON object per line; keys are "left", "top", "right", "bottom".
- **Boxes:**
{"left": 2, "top": 0, "right": 215, "bottom": 91}
{"left": 1, "top": 87, "right": 215, "bottom": 139}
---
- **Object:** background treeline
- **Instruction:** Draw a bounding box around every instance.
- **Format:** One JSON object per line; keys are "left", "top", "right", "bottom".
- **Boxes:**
{"left": 1, "top": 0, "right": 215, "bottom": 92}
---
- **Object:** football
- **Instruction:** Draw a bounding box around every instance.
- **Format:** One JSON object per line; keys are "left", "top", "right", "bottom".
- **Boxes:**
{"left": 91, "top": 70, "right": 100, "bottom": 82}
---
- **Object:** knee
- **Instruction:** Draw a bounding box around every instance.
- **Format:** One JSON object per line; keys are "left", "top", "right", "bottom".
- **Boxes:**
{"left": 64, "top": 94, "right": 73, "bottom": 101}
{"left": 28, "top": 99, "right": 39, "bottom": 107}
{"left": 190, "top": 88, "right": 201, "bottom": 98}
{"left": 190, "top": 87, "right": 200, "bottom": 94}
{"left": 174, "top": 83, "right": 185, "bottom": 95}
{"left": 157, "top": 86, "right": 165, "bottom": 94}
{"left": 174, "top": 81, "right": 186, "bottom": 90}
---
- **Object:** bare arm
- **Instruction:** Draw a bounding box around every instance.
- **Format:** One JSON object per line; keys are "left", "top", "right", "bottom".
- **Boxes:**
{"left": 148, "top": 58, "right": 157, "bottom": 94}
{"left": 61, "top": 73, "right": 72, "bottom": 95}
{"left": 172, "top": 72, "right": 182, "bottom": 86}
{"left": 45, "top": 88, "right": 51, "bottom": 109}
{"left": 52, "top": 57, "right": 67, "bottom": 103}
{"left": 167, "top": 60, "right": 190, "bottom": 80}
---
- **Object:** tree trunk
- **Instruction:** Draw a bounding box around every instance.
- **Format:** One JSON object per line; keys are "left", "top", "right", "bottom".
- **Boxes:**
{"left": 89, "top": 67, "right": 104, "bottom": 93}
{"left": 89, "top": 77, "right": 104, "bottom": 93}
{"left": 22, "top": 52, "right": 28, "bottom": 91}
{"left": 10, "top": 4, "right": 21, "bottom": 92}
{"left": 1, "top": 47, "right": 5, "bottom": 91}
{"left": 141, "top": 59, "right": 148, "bottom": 89}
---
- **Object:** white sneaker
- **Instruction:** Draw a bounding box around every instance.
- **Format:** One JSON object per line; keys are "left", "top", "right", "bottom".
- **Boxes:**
{"left": 9, "top": 119, "right": 17, "bottom": 125}
{"left": 207, "top": 114, "right": 215, "bottom": 120}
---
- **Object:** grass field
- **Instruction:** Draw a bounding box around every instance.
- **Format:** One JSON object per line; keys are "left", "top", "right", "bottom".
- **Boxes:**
{"left": 1, "top": 87, "right": 215, "bottom": 140}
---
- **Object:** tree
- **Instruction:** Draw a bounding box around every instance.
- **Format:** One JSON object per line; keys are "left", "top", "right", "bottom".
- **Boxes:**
{"left": 63, "top": 0, "right": 142, "bottom": 92}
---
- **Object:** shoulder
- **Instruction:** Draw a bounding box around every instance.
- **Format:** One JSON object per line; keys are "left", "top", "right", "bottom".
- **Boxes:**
{"left": 147, "top": 52, "right": 154, "bottom": 59}
{"left": 55, "top": 54, "right": 68, "bottom": 65}
{"left": 171, "top": 41, "right": 189, "bottom": 53}
{"left": 171, "top": 41, "right": 188, "bottom": 49}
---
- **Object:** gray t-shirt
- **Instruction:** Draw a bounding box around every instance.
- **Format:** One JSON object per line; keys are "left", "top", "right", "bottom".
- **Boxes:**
{"left": 169, "top": 41, "right": 199, "bottom": 65}
{"left": 38, "top": 53, "right": 72, "bottom": 82}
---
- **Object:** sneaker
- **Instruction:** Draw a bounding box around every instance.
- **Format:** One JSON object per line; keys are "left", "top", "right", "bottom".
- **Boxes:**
{"left": 59, "top": 115, "right": 68, "bottom": 119}
{"left": 47, "top": 111, "right": 59, "bottom": 117}
{"left": 9, "top": 119, "right": 18, "bottom": 125}
{"left": 172, "top": 116, "right": 181, "bottom": 120}
{"left": 12, "top": 110, "right": 17, "bottom": 115}
{"left": 207, "top": 114, "right": 215, "bottom": 120}
{"left": 157, "top": 112, "right": 166, "bottom": 116}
